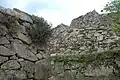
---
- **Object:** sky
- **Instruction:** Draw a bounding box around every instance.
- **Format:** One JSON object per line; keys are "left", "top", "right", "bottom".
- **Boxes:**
{"left": 0, "top": 0, "right": 110, "bottom": 27}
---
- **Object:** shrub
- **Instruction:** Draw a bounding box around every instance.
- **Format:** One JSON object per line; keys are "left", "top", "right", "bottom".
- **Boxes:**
{"left": 107, "top": 13, "right": 120, "bottom": 31}
{"left": 102, "top": 0, "right": 120, "bottom": 31}
{"left": 103, "top": 0, "right": 120, "bottom": 13}
{"left": 28, "top": 15, "right": 52, "bottom": 44}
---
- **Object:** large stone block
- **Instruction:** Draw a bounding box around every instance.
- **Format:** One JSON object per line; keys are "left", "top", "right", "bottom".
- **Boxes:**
{"left": 17, "top": 33, "right": 32, "bottom": 45}
{"left": 0, "top": 37, "right": 9, "bottom": 44}
{"left": 0, "top": 24, "right": 8, "bottom": 36}
{"left": 20, "top": 61, "right": 34, "bottom": 78}
{"left": 0, "top": 70, "right": 27, "bottom": 80}
{"left": 0, "top": 46, "right": 15, "bottom": 56}
{"left": 34, "top": 59, "right": 52, "bottom": 80}
{"left": 1, "top": 60, "right": 20, "bottom": 70}
{"left": 13, "top": 40, "right": 38, "bottom": 61}
{"left": 0, "top": 56, "right": 8, "bottom": 64}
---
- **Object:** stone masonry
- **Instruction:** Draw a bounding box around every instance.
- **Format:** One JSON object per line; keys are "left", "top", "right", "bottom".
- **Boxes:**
{"left": 49, "top": 10, "right": 120, "bottom": 80}
{"left": 49, "top": 10, "right": 119, "bottom": 55}
{"left": 1, "top": 6, "right": 120, "bottom": 80}
{"left": 0, "top": 7, "right": 51, "bottom": 80}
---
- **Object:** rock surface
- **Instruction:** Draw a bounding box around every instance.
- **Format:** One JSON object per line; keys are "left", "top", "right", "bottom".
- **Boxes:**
{"left": 1, "top": 60, "right": 20, "bottom": 69}
{"left": 0, "top": 46, "right": 15, "bottom": 56}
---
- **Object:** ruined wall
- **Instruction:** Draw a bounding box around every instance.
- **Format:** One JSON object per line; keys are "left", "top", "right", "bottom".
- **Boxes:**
{"left": 0, "top": 7, "right": 51, "bottom": 80}
{"left": 50, "top": 50, "right": 120, "bottom": 80}
{"left": 49, "top": 10, "right": 119, "bottom": 55}
{"left": 49, "top": 11, "right": 120, "bottom": 80}
{"left": 1, "top": 6, "right": 120, "bottom": 80}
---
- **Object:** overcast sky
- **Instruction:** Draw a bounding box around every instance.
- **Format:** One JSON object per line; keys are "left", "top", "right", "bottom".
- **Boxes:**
{"left": 0, "top": 0, "right": 110, "bottom": 27}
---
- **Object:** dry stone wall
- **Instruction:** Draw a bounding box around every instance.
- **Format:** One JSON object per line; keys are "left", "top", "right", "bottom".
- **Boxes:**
{"left": 0, "top": 7, "right": 51, "bottom": 80}
{"left": 49, "top": 11, "right": 120, "bottom": 80}
{"left": 49, "top": 10, "right": 119, "bottom": 55}
{"left": 50, "top": 50, "right": 120, "bottom": 80}
{"left": 1, "top": 6, "right": 120, "bottom": 80}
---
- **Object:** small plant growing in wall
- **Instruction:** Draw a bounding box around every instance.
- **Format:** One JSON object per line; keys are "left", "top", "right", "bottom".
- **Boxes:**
{"left": 28, "top": 15, "right": 52, "bottom": 44}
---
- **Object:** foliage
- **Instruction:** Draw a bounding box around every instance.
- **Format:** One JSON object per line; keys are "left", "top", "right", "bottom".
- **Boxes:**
{"left": 28, "top": 15, "right": 52, "bottom": 44}
{"left": 50, "top": 49, "right": 120, "bottom": 63}
{"left": 102, "top": 0, "right": 120, "bottom": 31}
{"left": 107, "top": 12, "right": 120, "bottom": 31}
{"left": 103, "top": 0, "right": 120, "bottom": 13}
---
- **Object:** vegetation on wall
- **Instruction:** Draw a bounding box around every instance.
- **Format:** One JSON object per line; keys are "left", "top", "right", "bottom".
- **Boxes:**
{"left": 108, "top": 13, "right": 120, "bottom": 31}
{"left": 28, "top": 15, "right": 52, "bottom": 44}
{"left": 103, "top": 0, "right": 120, "bottom": 31}
{"left": 50, "top": 49, "right": 120, "bottom": 63}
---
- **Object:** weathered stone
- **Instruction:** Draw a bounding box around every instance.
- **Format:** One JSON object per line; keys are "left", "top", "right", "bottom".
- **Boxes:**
{"left": 13, "top": 8, "right": 33, "bottom": 23}
{"left": 1, "top": 6, "right": 120, "bottom": 80}
{"left": 0, "top": 56, "right": 8, "bottom": 64}
{"left": 19, "top": 25, "right": 26, "bottom": 34}
{"left": 0, "top": 37, "right": 9, "bottom": 44}
{"left": 84, "top": 65, "right": 113, "bottom": 76}
{"left": 17, "top": 33, "right": 31, "bottom": 44}
{"left": 0, "top": 70, "right": 27, "bottom": 80}
{"left": 22, "top": 22, "right": 31, "bottom": 27}
{"left": 0, "top": 7, "right": 19, "bottom": 17}
{"left": 0, "top": 7, "right": 33, "bottom": 24}
{"left": 13, "top": 40, "right": 38, "bottom": 61}
{"left": 97, "top": 47, "right": 104, "bottom": 52}
{"left": 3, "top": 44, "right": 12, "bottom": 50}
{"left": 0, "top": 24, "right": 8, "bottom": 36}
{"left": 105, "top": 39, "right": 114, "bottom": 43}
{"left": 34, "top": 59, "right": 51, "bottom": 80}
{"left": 7, "top": 70, "right": 27, "bottom": 79}
{"left": 6, "top": 35, "right": 14, "bottom": 42}
{"left": 36, "top": 53, "right": 43, "bottom": 60}
{"left": 0, "top": 7, "right": 52, "bottom": 80}
{"left": 94, "top": 32, "right": 100, "bottom": 36}
{"left": 10, "top": 55, "right": 18, "bottom": 60}
{"left": 0, "top": 46, "right": 15, "bottom": 56}
{"left": 20, "top": 61, "right": 34, "bottom": 78}
{"left": 49, "top": 76, "right": 55, "bottom": 80}
{"left": 115, "top": 59, "right": 120, "bottom": 67}
{"left": 1, "top": 60, "right": 21, "bottom": 69}
{"left": 30, "top": 45, "right": 37, "bottom": 54}
{"left": 54, "top": 62, "right": 64, "bottom": 74}
{"left": 97, "top": 35, "right": 104, "bottom": 41}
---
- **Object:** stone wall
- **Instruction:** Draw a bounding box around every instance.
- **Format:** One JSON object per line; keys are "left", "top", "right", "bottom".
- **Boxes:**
{"left": 49, "top": 10, "right": 119, "bottom": 55}
{"left": 50, "top": 50, "right": 120, "bottom": 80}
{"left": 0, "top": 7, "right": 51, "bottom": 80}
{"left": 49, "top": 10, "right": 120, "bottom": 80}
{"left": 1, "top": 6, "right": 120, "bottom": 80}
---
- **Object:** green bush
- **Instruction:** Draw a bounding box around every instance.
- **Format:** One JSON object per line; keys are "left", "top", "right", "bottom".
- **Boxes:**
{"left": 103, "top": 0, "right": 120, "bottom": 13}
{"left": 107, "top": 13, "right": 120, "bottom": 31}
{"left": 102, "top": 0, "right": 120, "bottom": 31}
{"left": 28, "top": 15, "right": 52, "bottom": 44}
